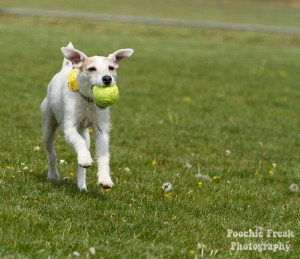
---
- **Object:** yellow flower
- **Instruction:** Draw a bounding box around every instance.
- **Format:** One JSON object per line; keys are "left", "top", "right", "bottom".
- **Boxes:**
{"left": 69, "top": 172, "right": 75, "bottom": 177}
{"left": 188, "top": 250, "right": 195, "bottom": 255}
{"left": 268, "top": 170, "right": 274, "bottom": 175}
{"left": 105, "top": 188, "right": 111, "bottom": 193}
{"left": 152, "top": 159, "right": 156, "bottom": 168}
{"left": 88, "top": 128, "right": 94, "bottom": 134}
{"left": 197, "top": 181, "right": 203, "bottom": 187}
{"left": 279, "top": 70, "right": 287, "bottom": 78}
{"left": 250, "top": 67, "right": 257, "bottom": 75}
{"left": 165, "top": 192, "right": 172, "bottom": 199}
{"left": 183, "top": 96, "right": 191, "bottom": 103}
{"left": 254, "top": 171, "right": 259, "bottom": 176}
{"left": 213, "top": 176, "right": 219, "bottom": 180}
{"left": 171, "top": 215, "right": 177, "bottom": 221}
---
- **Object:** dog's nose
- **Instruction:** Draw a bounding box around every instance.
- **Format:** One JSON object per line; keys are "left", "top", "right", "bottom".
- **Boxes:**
{"left": 102, "top": 75, "right": 112, "bottom": 86}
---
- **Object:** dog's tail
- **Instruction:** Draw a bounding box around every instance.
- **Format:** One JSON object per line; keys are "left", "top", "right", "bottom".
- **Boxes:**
{"left": 61, "top": 42, "right": 74, "bottom": 70}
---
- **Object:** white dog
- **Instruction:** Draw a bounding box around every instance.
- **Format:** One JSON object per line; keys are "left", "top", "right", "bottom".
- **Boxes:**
{"left": 41, "top": 42, "right": 133, "bottom": 190}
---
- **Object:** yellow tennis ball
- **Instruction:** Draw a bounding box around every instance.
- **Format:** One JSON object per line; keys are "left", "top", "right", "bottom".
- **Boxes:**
{"left": 92, "top": 85, "right": 119, "bottom": 107}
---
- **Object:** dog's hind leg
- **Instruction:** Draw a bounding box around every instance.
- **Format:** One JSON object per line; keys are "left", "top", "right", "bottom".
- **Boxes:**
{"left": 41, "top": 98, "right": 59, "bottom": 181}
{"left": 76, "top": 128, "right": 90, "bottom": 190}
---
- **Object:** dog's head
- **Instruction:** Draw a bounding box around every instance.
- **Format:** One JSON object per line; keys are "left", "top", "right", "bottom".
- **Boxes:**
{"left": 61, "top": 43, "right": 133, "bottom": 96}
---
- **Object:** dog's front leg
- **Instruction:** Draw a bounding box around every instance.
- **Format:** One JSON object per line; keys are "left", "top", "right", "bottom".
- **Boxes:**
{"left": 64, "top": 126, "right": 93, "bottom": 168}
{"left": 95, "top": 127, "right": 114, "bottom": 189}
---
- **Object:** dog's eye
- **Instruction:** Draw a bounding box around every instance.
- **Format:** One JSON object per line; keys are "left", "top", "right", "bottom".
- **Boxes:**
{"left": 108, "top": 66, "right": 115, "bottom": 71}
{"left": 87, "top": 67, "right": 97, "bottom": 72}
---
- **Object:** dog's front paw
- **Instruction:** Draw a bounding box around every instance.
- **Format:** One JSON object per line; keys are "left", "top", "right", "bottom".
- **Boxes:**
{"left": 78, "top": 152, "right": 93, "bottom": 168}
{"left": 98, "top": 174, "right": 114, "bottom": 189}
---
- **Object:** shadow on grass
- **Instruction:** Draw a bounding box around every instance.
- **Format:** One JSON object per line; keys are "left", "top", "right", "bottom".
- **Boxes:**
{"left": 33, "top": 170, "right": 110, "bottom": 201}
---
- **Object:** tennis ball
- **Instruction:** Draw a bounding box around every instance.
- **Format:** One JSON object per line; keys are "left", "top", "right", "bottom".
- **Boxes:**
{"left": 91, "top": 85, "right": 119, "bottom": 107}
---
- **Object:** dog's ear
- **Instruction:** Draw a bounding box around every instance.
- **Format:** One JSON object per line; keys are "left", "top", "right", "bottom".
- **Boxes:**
{"left": 108, "top": 49, "right": 134, "bottom": 66}
{"left": 61, "top": 47, "right": 87, "bottom": 68}
{"left": 66, "top": 42, "right": 74, "bottom": 49}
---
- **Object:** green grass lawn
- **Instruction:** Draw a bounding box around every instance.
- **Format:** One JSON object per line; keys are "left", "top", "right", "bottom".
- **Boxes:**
{"left": 3, "top": 0, "right": 300, "bottom": 28}
{"left": 0, "top": 4, "right": 300, "bottom": 258}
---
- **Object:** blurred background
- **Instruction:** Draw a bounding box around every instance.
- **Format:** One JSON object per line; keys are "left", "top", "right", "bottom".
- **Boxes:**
{"left": 2, "top": 0, "right": 300, "bottom": 27}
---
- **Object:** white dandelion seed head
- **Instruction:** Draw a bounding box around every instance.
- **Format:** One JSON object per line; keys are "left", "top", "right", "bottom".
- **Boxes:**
{"left": 289, "top": 183, "right": 299, "bottom": 193}
{"left": 124, "top": 167, "right": 131, "bottom": 173}
{"left": 162, "top": 182, "right": 172, "bottom": 193}
{"left": 225, "top": 149, "right": 231, "bottom": 155}
{"left": 256, "top": 226, "right": 264, "bottom": 232}
{"left": 63, "top": 176, "right": 70, "bottom": 182}
{"left": 195, "top": 173, "right": 210, "bottom": 181}
{"left": 33, "top": 146, "right": 41, "bottom": 151}
{"left": 183, "top": 162, "right": 192, "bottom": 169}
{"left": 60, "top": 159, "right": 67, "bottom": 165}
{"left": 272, "top": 163, "right": 277, "bottom": 168}
{"left": 89, "top": 247, "right": 96, "bottom": 255}
{"left": 72, "top": 251, "right": 80, "bottom": 257}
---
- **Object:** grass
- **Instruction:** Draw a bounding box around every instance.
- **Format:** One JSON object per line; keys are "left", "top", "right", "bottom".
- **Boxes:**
{"left": 0, "top": 2, "right": 300, "bottom": 258}
{"left": 3, "top": 0, "right": 300, "bottom": 28}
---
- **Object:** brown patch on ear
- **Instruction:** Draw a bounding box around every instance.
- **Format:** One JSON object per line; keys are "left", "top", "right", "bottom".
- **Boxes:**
{"left": 81, "top": 58, "right": 95, "bottom": 72}
{"left": 106, "top": 58, "right": 119, "bottom": 69}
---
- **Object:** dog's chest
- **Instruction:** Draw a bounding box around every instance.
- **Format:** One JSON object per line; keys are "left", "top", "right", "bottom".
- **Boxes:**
{"left": 75, "top": 108, "right": 95, "bottom": 128}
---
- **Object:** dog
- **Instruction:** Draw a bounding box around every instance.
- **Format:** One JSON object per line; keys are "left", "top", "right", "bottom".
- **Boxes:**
{"left": 41, "top": 42, "right": 133, "bottom": 190}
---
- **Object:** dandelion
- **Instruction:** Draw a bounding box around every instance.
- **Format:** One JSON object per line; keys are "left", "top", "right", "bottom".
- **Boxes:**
{"left": 195, "top": 173, "right": 210, "bottom": 181}
{"left": 225, "top": 149, "right": 231, "bottom": 156}
{"left": 183, "top": 96, "right": 191, "bottom": 103}
{"left": 162, "top": 182, "right": 172, "bottom": 201}
{"left": 69, "top": 172, "right": 75, "bottom": 177}
{"left": 165, "top": 192, "right": 172, "bottom": 199}
{"left": 212, "top": 175, "right": 219, "bottom": 180}
{"left": 183, "top": 162, "right": 192, "bottom": 169}
{"left": 197, "top": 242, "right": 205, "bottom": 249}
{"left": 197, "top": 181, "right": 203, "bottom": 187}
{"left": 152, "top": 159, "right": 156, "bottom": 168}
{"left": 188, "top": 250, "right": 195, "bottom": 255}
{"left": 289, "top": 183, "right": 299, "bottom": 193}
{"left": 124, "top": 167, "right": 131, "bottom": 173}
{"left": 33, "top": 146, "right": 41, "bottom": 151}
{"left": 268, "top": 170, "right": 274, "bottom": 175}
{"left": 88, "top": 128, "right": 94, "bottom": 134}
{"left": 60, "top": 159, "right": 67, "bottom": 165}
{"left": 89, "top": 247, "right": 96, "bottom": 255}
{"left": 162, "top": 182, "right": 172, "bottom": 193}
{"left": 279, "top": 70, "right": 287, "bottom": 78}
{"left": 105, "top": 189, "right": 111, "bottom": 193}
{"left": 63, "top": 176, "right": 70, "bottom": 182}
{"left": 256, "top": 226, "right": 264, "bottom": 232}
{"left": 171, "top": 215, "right": 177, "bottom": 221}
{"left": 72, "top": 251, "right": 80, "bottom": 257}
